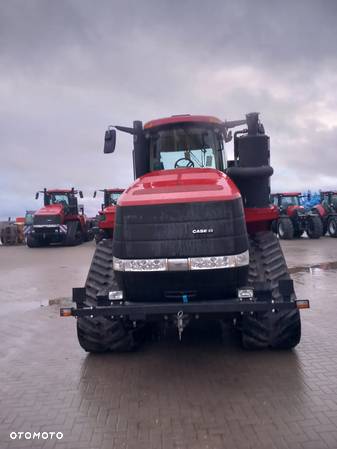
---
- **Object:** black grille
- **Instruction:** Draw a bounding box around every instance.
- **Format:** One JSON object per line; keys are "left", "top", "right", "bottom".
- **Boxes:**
{"left": 115, "top": 266, "right": 248, "bottom": 302}
{"left": 33, "top": 215, "right": 61, "bottom": 225}
{"left": 113, "top": 199, "right": 248, "bottom": 259}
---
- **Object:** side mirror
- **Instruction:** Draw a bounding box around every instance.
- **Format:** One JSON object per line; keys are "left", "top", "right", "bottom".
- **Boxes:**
{"left": 79, "top": 191, "right": 83, "bottom": 199}
{"left": 93, "top": 191, "right": 97, "bottom": 198}
{"left": 35, "top": 192, "right": 39, "bottom": 200}
{"left": 104, "top": 128, "right": 116, "bottom": 153}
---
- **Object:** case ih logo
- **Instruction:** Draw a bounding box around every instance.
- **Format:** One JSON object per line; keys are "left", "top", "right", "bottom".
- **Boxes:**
{"left": 192, "top": 228, "right": 214, "bottom": 234}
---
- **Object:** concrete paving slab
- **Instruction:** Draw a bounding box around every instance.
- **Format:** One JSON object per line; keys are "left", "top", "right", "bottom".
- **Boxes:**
{"left": 1, "top": 237, "right": 337, "bottom": 449}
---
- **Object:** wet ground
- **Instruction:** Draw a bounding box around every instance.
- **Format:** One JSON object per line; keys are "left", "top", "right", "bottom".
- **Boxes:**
{"left": 1, "top": 238, "right": 337, "bottom": 449}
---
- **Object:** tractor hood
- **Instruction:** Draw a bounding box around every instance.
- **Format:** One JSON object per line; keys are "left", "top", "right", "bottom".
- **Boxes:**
{"left": 102, "top": 205, "right": 117, "bottom": 214}
{"left": 287, "top": 205, "right": 305, "bottom": 217}
{"left": 113, "top": 168, "right": 248, "bottom": 301}
{"left": 114, "top": 167, "right": 248, "bottom": 263}
{"left": 35, "top": 204, "right": 64, "bottom": 216}
{"left": 118, "top": 168, "right": 241, "bottom": 207}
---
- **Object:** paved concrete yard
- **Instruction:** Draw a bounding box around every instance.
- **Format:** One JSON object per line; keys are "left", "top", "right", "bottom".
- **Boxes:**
{"left": 1, "top": 238, "right": 337, "bottom": 449}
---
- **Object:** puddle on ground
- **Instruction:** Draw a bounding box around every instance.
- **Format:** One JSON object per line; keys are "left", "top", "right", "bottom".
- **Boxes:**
{"left": 289, "top": 260, "right": 337, "bottom": 275}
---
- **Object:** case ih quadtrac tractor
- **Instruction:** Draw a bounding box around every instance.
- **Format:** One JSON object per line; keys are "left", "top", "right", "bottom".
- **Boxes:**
{"left": 61, "top": 113, "right": 309, "bottom": 352}
{"left": 93, "top": 188, "right": 124, "bottom": 243}
{"left": 271, "top": 192, "right": 322, "bottom": 239}
{"left": 312, "top": 191, "right": 337, "bottom": 237}
{"left": 27, "top": 188, "right": 93, "bottom": 247}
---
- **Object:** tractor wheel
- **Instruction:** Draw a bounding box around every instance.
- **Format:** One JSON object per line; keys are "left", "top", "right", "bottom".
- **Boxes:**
{"left": 277, "top": 218, "right": 294, "bottom": 240}
{"left": 328, "top": 217, "right": 337, "bottom": 238}
{"left": 306, "top": 215, "right": 323, "bottom": 239}
{"left": 77, "top": 239, "right": 143, "bottom": 353}
{"left": 241, "top": 231, "right": 301, "bottom": 350}
{"left": 26, "top": 234, "right": 41, "bottom": 248}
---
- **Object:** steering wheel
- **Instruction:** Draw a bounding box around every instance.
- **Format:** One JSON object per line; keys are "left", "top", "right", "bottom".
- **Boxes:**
{"left": 174, "top": 157, "right": 195, "bottom": 168}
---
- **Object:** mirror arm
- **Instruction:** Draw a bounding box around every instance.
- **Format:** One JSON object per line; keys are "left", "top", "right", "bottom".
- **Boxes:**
{"left": 115, "top": 125, "right": 136, "bottom": 135}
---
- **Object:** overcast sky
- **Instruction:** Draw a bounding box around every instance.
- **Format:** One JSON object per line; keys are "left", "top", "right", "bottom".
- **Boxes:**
{"left": 1, "top": 0, "right": 337, "bottom": 219}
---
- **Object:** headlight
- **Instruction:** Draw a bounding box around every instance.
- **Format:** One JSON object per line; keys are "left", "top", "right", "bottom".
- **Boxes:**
{"left": 113, "top": 250, "right": 249, "bottom": 272}
{"left": 113, "top": 257, "right": 167, "bottom": 272}
{"left": 190, "top": 255, "right": 236, "bottom": 270}
{"left": 238, "top": 287, "right": 254, "bottom": 299}
{"left": 108, "top": 290, "right": 123, "bottom": 300}
{"left": 234, "top": 250, "right": 250, "bottom": 267}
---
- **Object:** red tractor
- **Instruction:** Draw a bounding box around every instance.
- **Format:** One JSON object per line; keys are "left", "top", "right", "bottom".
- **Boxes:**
{"left": 27, "top": 188, "right": 94, "bottom": 247}
{"left": 313, "top": 191, "right": 337, "bottom": 237}
{"left": 93, "top": 188, "right": 124, "bottom": 243}
{"left": 62, "top": 113, "right": 309, "bottom": 352}
{"left": 271, "top": 192, "right": 322, "bottom": 239}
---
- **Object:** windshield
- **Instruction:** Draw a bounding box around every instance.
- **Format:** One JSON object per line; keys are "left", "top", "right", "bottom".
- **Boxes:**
{"left": 107, "top": 191, "right": 123, "bottom": 205}
{"left": 48, "top": 194, "right": 69, "bottom": 206}
{"left": 149, "top": 125, "right": 224, "bottom": 171}
{"left": 326, "top": 194, "right": 337, "bottom": 209}
{"left": 280, "top": 196, "right": 300, "bottom": 207}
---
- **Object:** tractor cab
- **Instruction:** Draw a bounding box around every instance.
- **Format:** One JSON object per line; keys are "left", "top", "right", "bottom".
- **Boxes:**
{"left": 104, "top": 113, "right": 271, "bottom": 211}
{"left": 145, "top": 118, "right": 225, "bottom": 172}
{"left": 36, "top": 188, "right": 84, "bottom": 216}
{"left": 103, "top": 115, "right": 243, "bottom": 176}
{"left": 103, "top": 189, "right": 124, "bottom": 208}
{"left": 93, "top": 188, "right": 125, "bottom": 243}
{"left": 271, "top": 193, "right": 303, "bottom": 216}
{"left": 320, "top": 191, "right": 337, "bottom": 213}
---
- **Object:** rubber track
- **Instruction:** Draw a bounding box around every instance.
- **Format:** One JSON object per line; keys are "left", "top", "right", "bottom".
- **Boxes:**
{"left": 77, "top": 239, "right": 135, "bottom": 353}
{"left": 242, "top": 231, "right": 301, "bottom": 349}
{"left": 65, "top": 221, "right": 79, "bottom": 246}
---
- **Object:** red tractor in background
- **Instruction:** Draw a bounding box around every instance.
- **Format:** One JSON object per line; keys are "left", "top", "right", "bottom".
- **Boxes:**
{"left": 312, "top": 191, "right": 337, "bottom": 237}
{"left": 63, "top": 112, "right": 309, "bottom": 353}
{"left": 271, "top": 192, "right": 322, "bottom": 239}
{"left": 27, "top": 188, "right": 94, "bottom": 247}
{"left": 93, "top": 188, "right": 124, "bottom": 243}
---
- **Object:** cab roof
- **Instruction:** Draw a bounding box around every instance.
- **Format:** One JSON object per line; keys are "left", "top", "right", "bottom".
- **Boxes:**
{"left": 46, "top": 189, "right": 74, "bottom": 194}
{"left": 105, "top": 188, "right": 124, "bottom": 193}
{"left": 144, "top": 114, "right": 223, "bottom": 130}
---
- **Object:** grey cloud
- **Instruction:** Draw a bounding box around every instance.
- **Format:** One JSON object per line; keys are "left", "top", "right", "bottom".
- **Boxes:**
{"left": 1, "top": 0, "right": 337, "bottom": 218}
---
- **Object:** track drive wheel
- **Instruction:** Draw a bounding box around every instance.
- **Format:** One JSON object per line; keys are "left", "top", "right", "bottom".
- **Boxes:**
{"left": 328, "top": 217, "right": 337, "bottom": 238}
{"left": 306, "top": 215, "right": 323, "bottom": 239}
{"left": 66, "top": 222, "right": 83, "bottom": 246}
{"left": 277, "top": 218, "right": 294, "bottom": 239}
{"left": 76, "top": 239, "right": 143, "bottom": 353}
{"left": 241, "top": 231, "right": 301, "bottom": 350}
